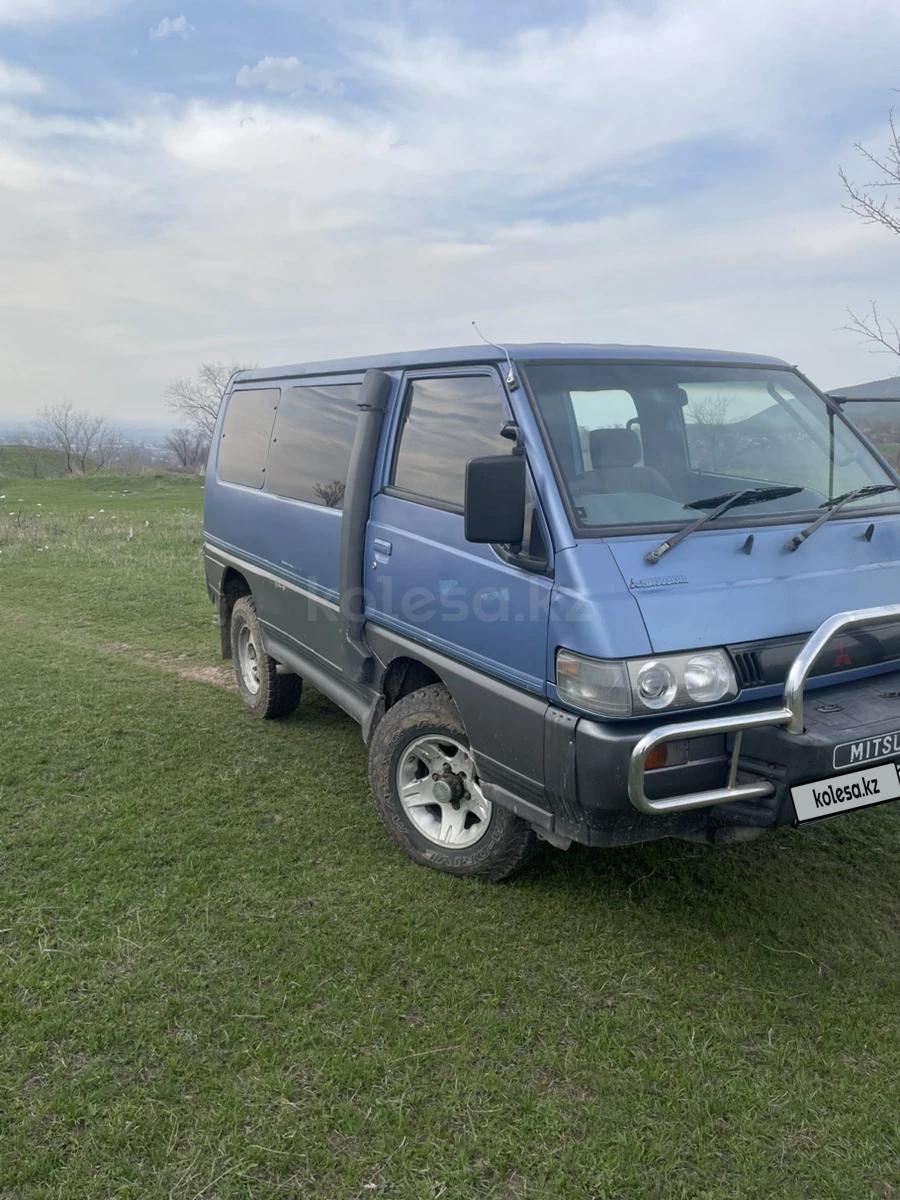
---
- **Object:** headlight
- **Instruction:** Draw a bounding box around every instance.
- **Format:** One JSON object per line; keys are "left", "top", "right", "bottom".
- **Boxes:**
{"left": 683, "top": 652, "right": 734, "bottom": 704}
{"left": 635, "top": 660, "right": 678, "bottom": 709}
{"left": 556, "top": 648, "right": 738, "bottom": 717}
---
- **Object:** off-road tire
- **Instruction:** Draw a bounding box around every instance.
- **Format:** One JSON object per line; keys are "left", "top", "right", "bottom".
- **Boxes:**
{"left": 368, "top": 683, "right": 538, "bottom": 881}
{"left": 230, "top": 595, "right": 301, "bottom": 719}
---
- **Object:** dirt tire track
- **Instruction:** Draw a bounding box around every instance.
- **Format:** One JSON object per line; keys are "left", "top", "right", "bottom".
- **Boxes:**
{"left": 6, "top": 610, "right": 235, "bottom": 690}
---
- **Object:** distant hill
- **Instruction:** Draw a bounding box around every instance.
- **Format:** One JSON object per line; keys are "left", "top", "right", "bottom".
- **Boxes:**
{"left": 830, "top": 376, "right": 900, "bottom": 402}
{"left": 0, "top": 444, "right": 71, "bottom": 479}
{"left": 0, "top": 418, "right": 169, "bottom": 442}
{"left": 831, "top": 399, "right": 900, "bottom": 426}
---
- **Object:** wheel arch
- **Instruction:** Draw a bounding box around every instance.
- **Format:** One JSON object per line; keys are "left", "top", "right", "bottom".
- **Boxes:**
{"left": 364, "top": 626, "right": 549, "bottom": 807}
{"left": 380, "top": 656, "right": 444, "bottom": 709}
{"left": 365, "top": 655, "right": 445, "bottom": 742}
{"left": 218, "top": 567, "right": 252, "bottom": 658}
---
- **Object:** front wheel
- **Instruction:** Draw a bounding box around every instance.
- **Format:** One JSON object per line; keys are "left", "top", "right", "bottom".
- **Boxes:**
{"left": 367, "top": 684, "right": 537, "bottom": 881}
{"left": 230, "top": 595, "right": 301, "bottom": 719}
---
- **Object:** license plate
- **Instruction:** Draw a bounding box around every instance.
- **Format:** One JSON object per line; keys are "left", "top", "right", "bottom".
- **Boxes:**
{"left": 792, "top": 762, "right": 900, "bottom": 823}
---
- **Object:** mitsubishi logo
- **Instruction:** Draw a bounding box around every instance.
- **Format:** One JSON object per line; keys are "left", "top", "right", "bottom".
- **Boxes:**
{"left": 833, "top": 643, "right": 852, "bottom": 668}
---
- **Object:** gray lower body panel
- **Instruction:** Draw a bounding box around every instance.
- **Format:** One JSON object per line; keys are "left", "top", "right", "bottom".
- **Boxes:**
{"left": 203, "top": 556, "right": 786, "bottom": 847}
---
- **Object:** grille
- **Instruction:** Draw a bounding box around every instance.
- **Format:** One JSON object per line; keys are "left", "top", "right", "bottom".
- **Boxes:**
{"left": 732, "top": 649, "right": 765, "bottom": 688}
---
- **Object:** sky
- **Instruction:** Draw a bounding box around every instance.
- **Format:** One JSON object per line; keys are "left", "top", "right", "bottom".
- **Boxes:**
{"left": 1, "top": 0, "right": 900, "bottom": 427}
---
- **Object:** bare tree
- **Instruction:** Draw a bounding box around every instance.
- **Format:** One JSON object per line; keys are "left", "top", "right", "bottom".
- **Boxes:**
{"left": 166, "top": 362, "right": 252, "bottom": 439}
{"left": 844, "top": 302, "right": 900, "bottom": 359}
{"left": 76, "top": 413, "right": 118, "bottom": 474}
{"left": 31, "top": 403, "right": 118, "bottom": 474}
{"left": 840, "top": 106, "right": 900, "bottom": 359}
{"left": 687, "top": 396, "right": 732, "bottom": 427}
{"left": 684, "top": 396, "right": 734, "bottom": 472}
{"left": 165, "top": 426, "right": 209, "bottom": 472}
{"left": 840, "top": 110, "right": 900, "bottom": 237}
{"left": 313, "top": 480, "right": 346, "bottom": 508}
{"left": 32, "top": 403, "right": 78, "bottom": 473}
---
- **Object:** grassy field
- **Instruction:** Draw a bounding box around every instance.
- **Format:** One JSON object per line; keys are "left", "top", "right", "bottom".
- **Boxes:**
{"left": 2, "top": 474, "right": 899, "bottom": 1199}
{"left": 0, "top": 445, "right": 71, "bottom": 479}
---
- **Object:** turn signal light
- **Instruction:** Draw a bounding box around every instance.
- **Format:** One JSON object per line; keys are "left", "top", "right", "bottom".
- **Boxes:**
{"left": 645, "top": 745, "right": 669, "bottom": 770}
{"left": 645, "top": 740, "right": 690, "bottom": 771}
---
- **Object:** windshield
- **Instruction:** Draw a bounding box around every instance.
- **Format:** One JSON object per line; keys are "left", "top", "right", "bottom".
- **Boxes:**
{"left": 524, "top": 362, "right": 898, "bottom": 531}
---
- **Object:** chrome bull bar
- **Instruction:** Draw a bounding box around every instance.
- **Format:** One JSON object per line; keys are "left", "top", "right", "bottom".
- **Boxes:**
{"left": 628, "top": 603, "right": 900, "bottom": 816}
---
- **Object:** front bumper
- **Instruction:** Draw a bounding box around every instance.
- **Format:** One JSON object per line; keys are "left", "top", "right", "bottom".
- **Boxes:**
{"left": 540, "top": 604, "right": 900, "bottom": 848}
{"left": 628, "top": 603, "right": 900, "bottom": 816}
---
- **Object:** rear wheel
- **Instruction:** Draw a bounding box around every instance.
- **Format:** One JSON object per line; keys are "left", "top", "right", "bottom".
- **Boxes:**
{"left": 368, "top": 684, "right": 537, "bottom": 881}
{"left": 230, "top": 595, "right": 301, "bottom": 719}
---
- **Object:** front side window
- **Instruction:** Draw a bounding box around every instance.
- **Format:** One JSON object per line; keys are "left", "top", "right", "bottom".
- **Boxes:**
{"left": 838, "top": 400, "right": 900, "bottom": 472}
{"left": 217, "top": 388, "right": 280, "bottom": 489}
{"left": 525, "top": 362, "right": 897, "bottom": 531}
{"left": 266, "top": 383, "right": 360, "bottom": 507}
{"left": 391, "top": 374, "right": 510, "bottom": 508}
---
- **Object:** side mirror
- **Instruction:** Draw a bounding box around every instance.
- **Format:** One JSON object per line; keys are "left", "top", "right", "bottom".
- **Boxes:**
{"left": 464, "top": 453, "right": 526, "bottom": 545}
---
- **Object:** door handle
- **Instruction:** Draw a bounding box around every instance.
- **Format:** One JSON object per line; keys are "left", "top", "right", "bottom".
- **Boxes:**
{"left": 372, "top": 538, "right": 392, "bottom": 567}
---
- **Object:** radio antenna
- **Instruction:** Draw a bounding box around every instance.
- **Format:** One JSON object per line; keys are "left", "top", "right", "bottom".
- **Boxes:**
{"left": 471, "top": 320, "right": 517, "bottom": 389}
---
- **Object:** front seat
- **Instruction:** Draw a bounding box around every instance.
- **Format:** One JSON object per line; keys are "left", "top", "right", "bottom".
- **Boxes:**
{"left": 577, "top": 428, "right": 675, "bottom": 497}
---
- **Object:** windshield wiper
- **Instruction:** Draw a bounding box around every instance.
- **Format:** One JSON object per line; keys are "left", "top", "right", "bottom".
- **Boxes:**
{"left": 785, "top": 484, "right": 899, "bottom": 551}
{"left": 645, "top": 486, "right": 803, "bottom": 565}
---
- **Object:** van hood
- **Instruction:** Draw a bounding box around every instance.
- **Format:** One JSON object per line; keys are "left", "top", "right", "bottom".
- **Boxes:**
{"left": 562, "top": 514, "right": 900, "bottom": 657}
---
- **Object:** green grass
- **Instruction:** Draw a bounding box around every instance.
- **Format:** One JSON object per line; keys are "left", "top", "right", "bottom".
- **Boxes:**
{"left": 2, "top": 474, "right": 899, "bottom": 1199}
{"left": 0, "top": 444, "right": 72, "bottom": 479}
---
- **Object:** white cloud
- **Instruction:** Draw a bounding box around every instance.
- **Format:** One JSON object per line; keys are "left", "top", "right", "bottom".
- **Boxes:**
{"left": 353, "top": 1, "right": 900, "bottom": 204}
{"left": 149, "top": 13, "right": 192, "bottom": 40}
{"left": 0, "top": 0, "right": 127, "bottom": 26}
{"left": 0, "top": 59, "right": 43, "bottom": 95}
{"left": 235, "top": 55, "right": 333, "bottom": 95}
{"left": 1, "top": 0, "right": 900, "bottom": 421}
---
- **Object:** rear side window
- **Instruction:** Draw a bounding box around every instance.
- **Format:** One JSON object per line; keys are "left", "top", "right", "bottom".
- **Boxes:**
{"left": 217, "top": 388, "right": 279, "bottom": 488}
{"left": 391, "top": 375, "right": 509, "bottom": 508}
{"left": 266, "top": 383, "right": 360, "bottom": 507}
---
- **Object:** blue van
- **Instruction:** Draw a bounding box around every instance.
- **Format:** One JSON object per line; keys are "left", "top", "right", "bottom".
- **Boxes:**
{"left": 203, "top": 343, "right": 900, "bottom": 880}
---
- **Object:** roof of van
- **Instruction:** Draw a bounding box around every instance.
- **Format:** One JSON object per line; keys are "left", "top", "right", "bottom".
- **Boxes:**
{"left": 235, "top": 342, "right": 790, "bottom": 383}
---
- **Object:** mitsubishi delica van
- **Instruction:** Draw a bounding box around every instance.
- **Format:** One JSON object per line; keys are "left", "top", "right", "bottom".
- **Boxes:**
{"left": 203, "top": 344, "right": 900, "bottom": 881}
